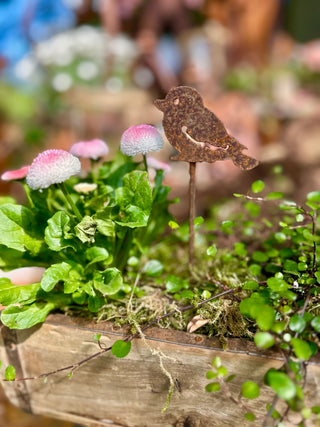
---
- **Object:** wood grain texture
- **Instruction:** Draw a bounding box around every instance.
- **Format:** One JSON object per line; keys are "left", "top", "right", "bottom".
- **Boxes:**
{"left": 0, "top": 314, "right": 319, "bottom": 427}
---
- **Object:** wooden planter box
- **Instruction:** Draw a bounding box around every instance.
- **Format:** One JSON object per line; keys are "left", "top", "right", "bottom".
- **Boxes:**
{"left": 0, "top": 314, "right": 319, "bottom": 426}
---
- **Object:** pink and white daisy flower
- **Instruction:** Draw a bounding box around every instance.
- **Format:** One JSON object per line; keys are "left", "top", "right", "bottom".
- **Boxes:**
{"left": 120, "top": 124, "right": 163, "bottom": 156}
{"left": 69, "top": 139, "right": 109, "bottom": 160}
{"left": 26, "top": 149, "right": 81, "bottom": 190}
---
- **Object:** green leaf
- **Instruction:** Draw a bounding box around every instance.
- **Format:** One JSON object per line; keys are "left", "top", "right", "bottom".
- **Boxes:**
{"left": 220, "top": 220, "right": 234, "bottom": 234}
{"left": 311, "top": 316, "right": 320, "bottom": 332}
{"left": 5, "top": 365, "right": 16, "bottom": 381}
{"left": 168, "top": 220, "right": 179, "bottom": 229}
{"left": 307, "top": 191, "right": 320, "bottom": 203}
{"left": 217, "top": 366, "right": 228, "bottom": 377}
{"left": 41, "top": 262, "right": 72, "bottom": 292}
{"left": 44, "top": 211, "right": 75, "bottom": 251}
{"left": 212, "top": 356, "right": 221, "bottom": 368}
{"left": 0, "top": 204, "right": 43, "bottom": 254}
{"left": 75, "top": 216, "right": 97, "bottom": 243}
{"left": 266, "top": 192, "right": 283, "bottom": 200}
{"left": 264, "top": 369, "right": 296, "bottom": 400}
{"left": 291, "top": 338, "right": 313, "bottom": 361}
{"left": 193, "top": 216, "right": 204, "bottom": 226}
{"left": 143, "top": 260, "right": 164, "bottom": 277}
{"left": 271, "top": 322, "right": 286, "bottom": 334}
{"left": 165, "top": 275, "right": 188, "bottom": 293}
{"left": 1, "top": 302, "right": 55, "bottom": 329}
{"left": 243, "top": 280, "right": 259, "bottom": 290}
{"left": 206, "top": 371, "right": 218, "bottom": 379}
{"left": 312, "top": 406, "right": 320, "bottom": 414}
{"left": 252, "top": 251, "right": 269, "bottom": 263}
{"left": 85, "top": 246, "right": 111, "bottom": 268}
{"left": 256, "top": 306, "right": 275, "bottom": 331}
{"left": 241, "top": 381, "right": 260, "bottom": 399}
{"left": 205, "top": 382, "right": 220, "bottom": 392}
{"left": 93, "top": 268, "right": 123, "bottom": 295}
{"left": 234, "top": 242, "right": 247, "bottom": 257}
{"left": 267, "top": 277, "right": 289, "bottom": 292}
{"left": 289, "top": 315, "right": 306, "bottom": 333}
{"left": 93, "top": 213, "right": 115, "bottom": 237}
{"left": 254, "top": 332, "right": 275, "bottom": 349}
{"left": 244, "top": 412, "right": 255, "bottom": 422}
{"left": 0, "top": 279, "right": 40, "bottom": 306}
{"left": 251, "top": 180, "right": 265, "bottom": 193}
{"left": 207, "top": 245, "right": 217, "bottom": 256}
{"left": 111, "top": 340, "right": 131, "bottom": 358}
{"left": 94, "top": 334, "right": 101, "bottom": 341}
{"left": 245, "top": 201, "right": 260, "bottom": 217}
{"left": 88, "top": 295, "right": 105, "bottom": 313}
{"left": 115, "top": 171, "right": 152, "bottom": 227}
{"left": 283, "top": 260, "right": 299, "bottom": 274}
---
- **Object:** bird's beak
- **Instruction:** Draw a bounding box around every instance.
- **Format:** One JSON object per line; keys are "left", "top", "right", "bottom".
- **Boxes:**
{"left": 154, "top": 98, "right": 166, "bottom": 112}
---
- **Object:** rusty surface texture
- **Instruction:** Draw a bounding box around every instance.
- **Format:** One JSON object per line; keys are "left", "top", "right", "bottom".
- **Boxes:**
{"left": 154, "top": 86, "right": 259, "bottom": 170}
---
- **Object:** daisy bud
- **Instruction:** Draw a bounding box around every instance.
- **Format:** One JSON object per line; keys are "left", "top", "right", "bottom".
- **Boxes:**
{"left": 74, "top": 182, "right": 97, "bottom": 193}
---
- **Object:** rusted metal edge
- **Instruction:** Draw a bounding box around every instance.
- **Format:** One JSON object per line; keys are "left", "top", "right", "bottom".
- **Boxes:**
{"left": 0, "top": 325, "right": 32, "bottom": 412}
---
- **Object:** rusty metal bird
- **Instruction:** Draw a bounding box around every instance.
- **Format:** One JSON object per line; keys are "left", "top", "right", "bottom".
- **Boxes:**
{"left": 154, "top": 86, "right": 259, "bottom": 170}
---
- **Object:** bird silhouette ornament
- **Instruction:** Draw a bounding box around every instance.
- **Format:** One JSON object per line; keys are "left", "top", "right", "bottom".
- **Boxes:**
{"left": 154, "top": 86, "right": 259, "bottom": 266}
{"left": 154, "top": 85, "right": 259, "bottom": 170}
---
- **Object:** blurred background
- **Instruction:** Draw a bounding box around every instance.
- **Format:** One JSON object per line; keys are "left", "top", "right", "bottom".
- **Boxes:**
{"left": 0, "top": 0, "right": 319, "bottom": 425}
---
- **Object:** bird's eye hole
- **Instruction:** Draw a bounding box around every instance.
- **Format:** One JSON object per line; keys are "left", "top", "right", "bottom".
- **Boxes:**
{"left": 173, "top": 98, "right": 180, "bottom": 106}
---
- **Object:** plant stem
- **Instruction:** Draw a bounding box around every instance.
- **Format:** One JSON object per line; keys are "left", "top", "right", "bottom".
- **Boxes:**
{"left": 59, "top": 182, "right": 82, "bottom": 222}
{"left": 90, "top": 159, "right": 98, "bottom": 184}
{"left": 22, "top": 183, "right": 35, "bottom": 209}
{"left": 143, "top": 154, "right": 148, "bottom": 173}
{"left": 188, "top": 162, "right": 196, "bottom": 266}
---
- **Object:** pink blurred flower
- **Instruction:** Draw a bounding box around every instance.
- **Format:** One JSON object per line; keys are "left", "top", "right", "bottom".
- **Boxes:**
{"left": 146, "top": 156, "right": 171, "bottom": 172}
{"left": 26, "top": 149, "right": 81, "bottom": 190}
{"left": 1, "top": 166, "right": 30, "bottom": 181}
{"left": 0, "top": 267, "right": 46, "bottom": 286}
{"left": 69, "top": 139, "right": 109, "bottom": 160}
{"left": 120, "top": 124, "right": 163, "bottom": 156}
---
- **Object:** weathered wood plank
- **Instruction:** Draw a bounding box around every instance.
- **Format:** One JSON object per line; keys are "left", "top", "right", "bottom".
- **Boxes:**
{"left": 0, "top": 314, "right": 319, "bottom": 427}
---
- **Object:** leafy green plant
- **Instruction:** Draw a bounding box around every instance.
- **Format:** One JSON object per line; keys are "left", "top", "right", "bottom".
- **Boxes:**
{"left": 0, "top": 131, "right": 173, "bottom": 330}
{"left": 205, "top": 182, "right": 320, "bottom": 425}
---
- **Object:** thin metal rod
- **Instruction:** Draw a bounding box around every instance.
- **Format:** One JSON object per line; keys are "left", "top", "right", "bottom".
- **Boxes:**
{"left": 189, "top": 162, "right": 196, "bottom": 266}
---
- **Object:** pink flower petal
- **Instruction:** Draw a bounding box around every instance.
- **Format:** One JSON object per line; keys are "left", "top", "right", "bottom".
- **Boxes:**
{"left": 69, "top": 139, "right": 109, "bottom": 160}
{"left": 120, "top": 124, "right": 164, "bottom": 156}
{"left": 0, "top": 267, "right": 46, "bottom": 286}
{"left": 26, "top": 149, "right": 81, "bottom": 190}
{"left": 146, "top": 156, "right": 171, "bottom": 172}
{"left": 1, "top": 165, "right": 30, "bottom": 181}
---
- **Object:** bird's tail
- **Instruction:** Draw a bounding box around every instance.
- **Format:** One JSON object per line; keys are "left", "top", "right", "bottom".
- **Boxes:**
{"left": 231, "top": 152, "right": 259, "bottom": 170}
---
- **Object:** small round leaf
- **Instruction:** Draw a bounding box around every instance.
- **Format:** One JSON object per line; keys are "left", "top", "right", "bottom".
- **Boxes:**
{"left": 205, "top": 382, "right": 220, "bottom": 392}
{"left": 111, "top": 340, "right": 131, "bottom": 358}
{"left": 251, "top": 180, "right": 265, "bottom": 193}
{"left": 241, "top": 381, "right": 260, "bottom": 399}
{"left": 254, "top": 332, "right": 275, "bottom": 349}
{"left": 5, "top": 365, "right": 16, "bottom": 381}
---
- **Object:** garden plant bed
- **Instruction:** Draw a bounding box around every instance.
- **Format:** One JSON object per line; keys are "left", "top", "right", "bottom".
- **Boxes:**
{"left": 1, "top": 313, "right": 320, "bottom": 427}
{"left": 1, "top": 86, "right": 320, "bottom": 426}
